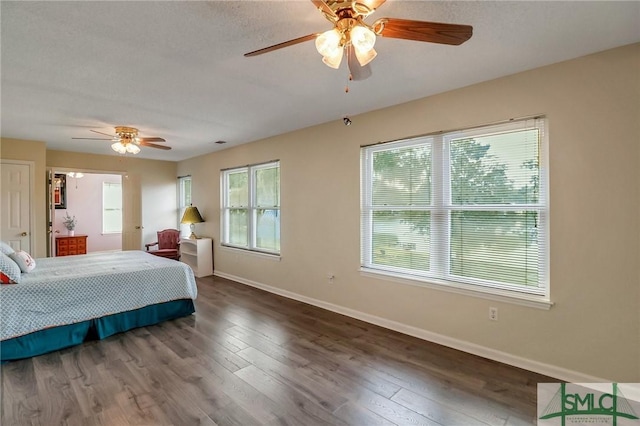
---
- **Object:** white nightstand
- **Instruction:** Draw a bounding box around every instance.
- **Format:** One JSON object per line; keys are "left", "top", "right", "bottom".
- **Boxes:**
{"left": 179, "top": 237, "right": 213, "bottom": 277}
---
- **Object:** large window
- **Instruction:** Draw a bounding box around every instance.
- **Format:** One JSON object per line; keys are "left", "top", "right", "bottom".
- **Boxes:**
{"left": 361, "top": 118, "right": 548, "bottom": 300}
{"left": 222, "top": 161, "right": 280, "bottom": 254}
{"left": 103, "top": 181, "right": 122, "bottom": 234}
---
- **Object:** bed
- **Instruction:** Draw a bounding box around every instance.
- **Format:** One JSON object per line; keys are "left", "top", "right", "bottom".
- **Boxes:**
{"left": 0, "top": 250, "right": 197, "bottom": 362}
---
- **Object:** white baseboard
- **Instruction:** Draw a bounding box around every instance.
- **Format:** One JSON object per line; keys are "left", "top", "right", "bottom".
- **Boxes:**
{"left": 213, "top": 271, "right": 609, "bottom": 383}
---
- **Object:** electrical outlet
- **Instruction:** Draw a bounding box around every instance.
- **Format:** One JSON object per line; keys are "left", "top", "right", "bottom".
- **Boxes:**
{"left": 489, "top": 307, "right": 498, "bottom": 321}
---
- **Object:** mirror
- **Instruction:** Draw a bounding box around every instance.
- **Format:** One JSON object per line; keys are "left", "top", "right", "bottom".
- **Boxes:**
{"left": 54, "top": 173, "right": 66, "bottom": 209}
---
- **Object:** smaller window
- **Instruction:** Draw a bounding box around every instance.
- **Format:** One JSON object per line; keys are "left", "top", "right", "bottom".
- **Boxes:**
{"left": 178, "top": 176, "right": 192, "bottom": 226}
{"left": 221, "top": 161, "right": 280, "bottom": 255}
{"left": 103, "top": 182, "right": 122, "bottom": 234}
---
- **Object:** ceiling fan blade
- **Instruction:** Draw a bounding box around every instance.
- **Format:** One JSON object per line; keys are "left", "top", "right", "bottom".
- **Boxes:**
{"left": 311, "top": 0, "right": 336, "bottom": 19}
{"left": 139, "top": 141, "right": 171, "bottom": 150}
{"left": 346, "top": 45, "right": 372, "bottom": 81}
{"left": 71, "top": 137, "right": 112, "bottom": 140}
{"left": 374, "top": 18, "right": 472, "bottom": 45}
{"left": 139, "top": 137, "right": 166, "bottom": 143}
{"left": 245, "top": 33, "right": 319, "bottom": 57}
{"left": 90, "top": 129, "right": 116, "bottom": 137}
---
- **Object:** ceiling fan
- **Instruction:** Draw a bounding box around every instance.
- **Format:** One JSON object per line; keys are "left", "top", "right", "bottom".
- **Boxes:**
{"left": 245, "top": 0, "right": 473, "bottom": 80}
{"left": 72, "top": 126, "right": 170, "bottom": 154}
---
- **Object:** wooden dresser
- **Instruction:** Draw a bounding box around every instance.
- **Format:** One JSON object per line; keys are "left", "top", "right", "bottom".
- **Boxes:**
{"left": 56, "top": 235, "right": 87, "bottom": 256}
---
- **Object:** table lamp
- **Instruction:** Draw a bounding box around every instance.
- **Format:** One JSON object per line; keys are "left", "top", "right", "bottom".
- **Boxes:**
{"left": 180, "top": 205, "right": 204, "bottom": 239}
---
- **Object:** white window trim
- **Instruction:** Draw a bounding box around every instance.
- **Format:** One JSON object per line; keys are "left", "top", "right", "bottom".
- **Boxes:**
{"left": 361, "top": 117, "right": 550, "bottom": 306}
{"left": 177, "top": 175, "right": 192, "bottom": 229}
{"left": 219, "top": 244, "right": 282, "bottom": 261}
{"left": 102, "top": 181, "right": 122, "bottom": 234}
{"left": 221, "top": 161, "right": 280, "bottom": 256}
{"left": 359, "top": 268, "right": 552, "bottom": 309}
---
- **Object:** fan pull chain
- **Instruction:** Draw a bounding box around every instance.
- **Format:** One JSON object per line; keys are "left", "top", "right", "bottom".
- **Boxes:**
{"left": 344, "top": 46, "right": 353, "bottom": 93}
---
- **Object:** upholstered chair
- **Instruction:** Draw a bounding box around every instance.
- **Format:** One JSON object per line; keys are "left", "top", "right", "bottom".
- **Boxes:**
{"left": 145, "top": 229, "right": 180, "bottom": 260}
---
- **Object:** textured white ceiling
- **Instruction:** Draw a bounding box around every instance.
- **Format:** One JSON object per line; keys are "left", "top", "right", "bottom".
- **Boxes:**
{"left": 2, "top": 1, "right": 639, "bottom": 161}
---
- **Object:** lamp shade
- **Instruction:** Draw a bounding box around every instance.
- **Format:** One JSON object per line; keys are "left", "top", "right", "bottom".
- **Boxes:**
{"left": 126, "top": 143, "right": 141, "bottom": 154}
{"left": 354, "top": 46, "right": 377, "bottom": 66}
{"left": 315, "top": 29, "right": 342, "bottom": 57}
{"left": 111, "top": 142, "right": 127, "bottom": 154}
{"left": 322, "top": 50, "right": 343, "bottom": 69}
{"left": 181, "top": 205, "right": 204, "bottom": 224}
{"left": 111, "top": 141, "right": 141, "bottom": 155}
{"left": 181, "top": 205, "right": 204, "bottom": 239}
{"left": 350, "top": 25, "right": 376, "bottom": 54}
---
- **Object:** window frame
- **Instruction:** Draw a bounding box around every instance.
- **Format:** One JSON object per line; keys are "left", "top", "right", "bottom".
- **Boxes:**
{"left": 361, "top": 118, "right": 550, "bottom": 307}
{"left": 221, "top": 160, "right": 281, "bottom": 256}
{"left": 177, "top": 175, "right": 192, "bottom": 229}
{"left": 102, "top": 181, "right": 122, "bottom": 234}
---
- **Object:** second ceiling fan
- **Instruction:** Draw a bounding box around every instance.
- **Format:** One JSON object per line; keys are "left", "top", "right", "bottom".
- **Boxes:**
{"left": 245, "top": 0, "right": 473, "bottom": 80}
{"left": 73, "top": 126, "right": 170, "bottom": 155}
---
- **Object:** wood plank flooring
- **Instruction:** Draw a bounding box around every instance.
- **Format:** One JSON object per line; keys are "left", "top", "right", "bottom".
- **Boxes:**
{"left": 1, "top": 276, "right": 555, "bottom": 425}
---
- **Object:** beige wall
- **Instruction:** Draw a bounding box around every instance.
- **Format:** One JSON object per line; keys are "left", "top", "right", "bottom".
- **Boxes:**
{"left": 0, "top": 141, "right": 178, "bottom": 255}
{"left": 1, "top": 138, "right": 48, "bottom": 257}
{"left": 178, "top": 43, "right": 640, "bottom": 381}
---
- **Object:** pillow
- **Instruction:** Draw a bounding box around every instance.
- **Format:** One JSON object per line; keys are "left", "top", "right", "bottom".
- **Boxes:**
{"left": 0, "top": 252, "right": 21, "bottom": 284}
{"left": 9, "top": 250, "right": 36, "bottom": 273}
{"left": 0, "top": 241, "right": 15, "bottom": 256}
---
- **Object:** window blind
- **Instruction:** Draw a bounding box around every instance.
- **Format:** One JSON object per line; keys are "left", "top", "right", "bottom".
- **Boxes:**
{"left": 361, "top": 118, "right": 548, "bottom": 296}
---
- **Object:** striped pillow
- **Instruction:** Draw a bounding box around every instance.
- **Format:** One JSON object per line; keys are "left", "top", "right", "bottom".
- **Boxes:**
{"left": 0, "top": 252, "right": 21, "bottom": 284}
{"left": 0, "top": 240, "right": 15, "bottom": 256}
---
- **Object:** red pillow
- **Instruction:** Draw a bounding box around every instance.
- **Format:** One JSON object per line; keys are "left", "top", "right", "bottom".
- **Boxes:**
{"left": 0, "top": 252, "right": 21, "bottom": 284}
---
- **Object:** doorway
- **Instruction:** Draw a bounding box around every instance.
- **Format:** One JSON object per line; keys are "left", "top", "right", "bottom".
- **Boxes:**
{"left": 1, "top": 160, "right": 34, "bottom": 253}
{"left": 51, "top": 170, "right": 123, "bottom": 256}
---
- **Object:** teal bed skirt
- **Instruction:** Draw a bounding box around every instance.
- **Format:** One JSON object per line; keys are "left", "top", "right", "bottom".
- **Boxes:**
{"left": 0, "top": 299, "right": 195, "bottom": 362}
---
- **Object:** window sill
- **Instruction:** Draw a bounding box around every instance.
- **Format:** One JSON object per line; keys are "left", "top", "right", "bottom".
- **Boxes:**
{"left": 359, "top": 268, "right": 553, "bottom": 310}
{"left": 219, "top": 245, "right": 281, "bottom": 261}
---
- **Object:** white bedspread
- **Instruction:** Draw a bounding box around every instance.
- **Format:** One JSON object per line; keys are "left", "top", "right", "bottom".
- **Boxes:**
{"left": 0, "top": 250, "right": 197, "bottom": 340}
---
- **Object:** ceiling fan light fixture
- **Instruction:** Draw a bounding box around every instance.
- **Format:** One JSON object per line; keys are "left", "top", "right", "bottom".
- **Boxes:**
{"left": 111, "top": 140, "right": 140, "bottom": 155}
{"left": 76, "top": 126, "right": 168, "bottom": 153}
{"left": 126, "top": 143, "right": 141, "bottom": 154}
{"left": 315, "top": 28, "right": 342, "bottom": 58}
{"left": 244, "top": 2, "right": 474, "bottom": 81}
{"left": 111, "top": 142, "right": 127, "bottom": 154}
{"left": 322, "top": 50, "right": 343, "bottom": 69}
{"left": 355, "top": 46, "right": 377, "bottom": 66}
{"left": 350, "top": 25, "right": 376, "bottom": 54}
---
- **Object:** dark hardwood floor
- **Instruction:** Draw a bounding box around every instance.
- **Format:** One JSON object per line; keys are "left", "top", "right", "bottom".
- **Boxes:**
{"left": 1, "top": 276, "right": 554, "bottom": 425}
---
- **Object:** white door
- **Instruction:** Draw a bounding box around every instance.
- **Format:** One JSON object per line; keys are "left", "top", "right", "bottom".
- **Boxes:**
{"left": 0, "top": 162, "right": 32, "bottom": 252}
{"left": 122, "top": 173, "right": 142, "bottom": 250}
